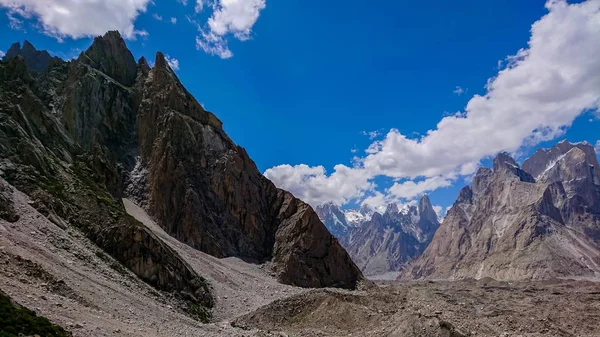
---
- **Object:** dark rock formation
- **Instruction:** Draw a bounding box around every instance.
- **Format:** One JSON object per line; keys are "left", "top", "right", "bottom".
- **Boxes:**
{"left": 0, "top": 31, "right": 362, "bottom": 309}
{"left": 3, "top": 41, "right": 57, "bottom": 72}
{"left": 134, "top": 50, "right": 361, "bottom": 288}
{"left": 0, "top": 179, "right": 19, "bottom": 222}
{"left": 401, "top": 143, "right": 600, "bottom": 281}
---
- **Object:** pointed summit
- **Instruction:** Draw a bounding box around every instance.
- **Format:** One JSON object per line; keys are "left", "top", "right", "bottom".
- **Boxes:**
{"left": 2, "top": 40, "right": 54, "bottom": 72}
{"left": 492, "top": 152, "right": 518, "bottom": 171}
{"left": 492, "top": 152, "right": 534, "bottom": 183}
{"left": 4, "top": 42, "right": 21, "bottom": 59}
{"left": 523, "top": 140, "right": 600, "bottom": 182}
{"left": 81, "top": 30, "right": 137, "bottom": 86}
{"left": 418, "top": 194, "right": 438, "bottom": 224}
{"left": 154, "top": 51, "right": 168, "bottom": 69}
{"left": 384, "top": 202, "right": 399, "bottom": 216}
{"left": 137, "top": 56, "right": 151, "bottom": 76}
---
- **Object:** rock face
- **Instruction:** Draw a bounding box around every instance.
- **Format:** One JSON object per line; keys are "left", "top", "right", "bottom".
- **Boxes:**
{"left": 341, "top": 195, "right": 440, "bottom": 276}
{"left": 0, "top": 32, "right": 362, "bottom": 306}
{"left": 401, "top": 142, "right": 600, "bottom": 280}
{"left": 3, "top": 41, "right": 57, "bottom": 72}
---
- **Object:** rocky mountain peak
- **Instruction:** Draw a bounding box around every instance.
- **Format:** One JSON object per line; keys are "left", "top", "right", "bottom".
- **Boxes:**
{"left": 384, "top": 203, "right": 400, "bottom": 216}
{"left": 22, "top": 40, "right": 36, "bottom": 53}
{"left": 80, "top": 30, "right": 137, "bottom": 86}
{"left": 137, "top": 56, "right": 151, "bottom": 74}
{"left": 492, "top": 151, "right": 535, "bottom": 183}
{"left": 1, "top": 30, "right": 364, "bottom": 295}
{"left": 155, "top": 51, "right": 168, "bottom": 69}
{"left": 523, "top": 140, "right": 600, "bottom": 183}
{"left": 359, "top": 204, "right": 373, "bottom": 215}
{"left": 492, "top": 152, "right": 518, "bottom": 171}
{"left": 401, "top": 139, "right": 600, "bottom": 281}
{"left": 5, "top": 41, "right": 20, "bottom": 55}
{"left": 418, "top": 194, "right": 437, "bottom": 223}
{"left": 2, "top": 40, "right": 54, "bottom": 72}
{"left": 456, "top": 186, "right": 473, "bottom": 204}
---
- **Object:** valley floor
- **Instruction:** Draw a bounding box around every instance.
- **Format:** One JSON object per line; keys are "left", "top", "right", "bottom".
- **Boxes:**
{"left": 1, "top": 186, "right": 599, "bottom": 337}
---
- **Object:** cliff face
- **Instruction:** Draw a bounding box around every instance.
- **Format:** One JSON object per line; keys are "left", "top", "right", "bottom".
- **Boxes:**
{"left": 133, "top": 51, "right": 362, "bottom": 287}
{"left": 0, "top": 31, "right": 362, "bottom": 311}
{"left": 401, "top": 144, "right": 600, "bottom": 281}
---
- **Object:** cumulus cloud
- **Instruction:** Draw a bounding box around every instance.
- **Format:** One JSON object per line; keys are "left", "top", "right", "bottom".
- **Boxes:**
{"left": 195, "top": 0, "right": 266, "bottom": 58}
{"left": 153, "top": 13, "right": 163, "bottom": 21}
{"left": 265, "top": 0, "right": 600, "bottom": 210}
{"left": 165, "top": 55, "right": 180, "bottom": 71}
{"left": 171, "top": 17, "right": 178, "bottom": 24}
{"left": 387, "top": 176, "right": 453, "bottom": 201}
{"left": 595, "top": 140, "right": 600, "bottom": 154}
{"left": 0, "top": 0, "right": 151, "bottom": 39}
{"left": 263, "top": 164, "right": 373, "bottom": 207}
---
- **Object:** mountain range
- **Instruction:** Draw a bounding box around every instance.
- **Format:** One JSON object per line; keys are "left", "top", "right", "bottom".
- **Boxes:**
{"left": 401, "top": 141, "right": 600, "bottom": 280}
{"left": 316, "top": 195, "right": 440, "bottom": 276}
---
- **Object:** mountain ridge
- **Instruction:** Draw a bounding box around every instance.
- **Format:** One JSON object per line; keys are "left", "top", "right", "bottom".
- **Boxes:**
{"left": 400, "top": 141, "right": 600, "bottom": 281}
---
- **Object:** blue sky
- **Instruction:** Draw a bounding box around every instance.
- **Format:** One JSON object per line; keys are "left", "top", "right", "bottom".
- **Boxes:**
{"left": 1, "top": 0, "right": 599, "bottom": 215}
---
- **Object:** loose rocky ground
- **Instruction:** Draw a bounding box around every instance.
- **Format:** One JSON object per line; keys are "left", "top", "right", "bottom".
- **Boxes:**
{"left": 235, "top": 279, "right": 600, "bottom": 337}
{"left": 2, "top": 181, "right": 599, "bottom": 337}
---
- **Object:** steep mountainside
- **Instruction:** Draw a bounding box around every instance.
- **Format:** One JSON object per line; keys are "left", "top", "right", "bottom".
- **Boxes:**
{"left": 341, "top": 195, "right": 440, "bottom": 276}
{"left": 401, "top": 142, "right": 600, "bottom": 280}
{"left": 0, "top": 31, "right": 362, "bottom": 320}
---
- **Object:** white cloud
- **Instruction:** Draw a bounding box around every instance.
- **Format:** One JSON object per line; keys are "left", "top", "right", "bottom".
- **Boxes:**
{"left": 195, "top": 0, "right": 206, "bottom": 13}
{"left": 0, "top": 0, "right": 151, "bottom": 39}
{"left": 153, "top": 13, "right": 163, "bottom": 21}
{"left": 595, "top": 140, "right": 600, "bottom": 154}
{"left": 177, "top": 0, "right": 188, "bottom": 5}
{"left": 165, "top": 55, "right": 180, "bottom": 71}
{"left": 196, "top": 0, "right": 266, "bottom": 58}
{"left": 264, "top": 164, "right": 373, "bottom": 207}
{"left": 387, "top": 176, "right": 453, "bottom": 201}
{"left": 361, "top": 130, "right": 382, "bottom": 140}
{"left": 264, "top": 0, "right": 600, "bottom": 210}
{"left": 0, "top": 50, "right": 4, "bottom": 58}
{"left": 196, "top": 31, "right": 233, "bottom": 59}
{"left": 453, "top": 86, "right": 466, "bottom": 95}
{"left": 171, "top": 17, "right": 178, "bottom": 24}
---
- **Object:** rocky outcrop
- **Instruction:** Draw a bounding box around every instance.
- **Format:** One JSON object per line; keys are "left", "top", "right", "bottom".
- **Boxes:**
{"left": 0, "top": 31, "right": 362, "bottom": 300}
{"left": 401, "top": 143, "right": 600, "bottom": 281}
{"left": 0, "top": 179, "right": 18, "bottom": 222}
{"left": 2, "top": 40, "right": 57, "bottom": 72}
{"left": 134, "top": 51, "right": 362, "bottom": 288}
{"left": 0, "top": 50, "right": 213, "bottom": 319}
{"left": 340, "top": 195, "right": 440, "bottom": 276}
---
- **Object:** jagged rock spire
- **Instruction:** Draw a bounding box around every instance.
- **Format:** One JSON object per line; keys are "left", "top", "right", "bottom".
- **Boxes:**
{"left": 81, "top": 30, "right": 137, "bottom": 86}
